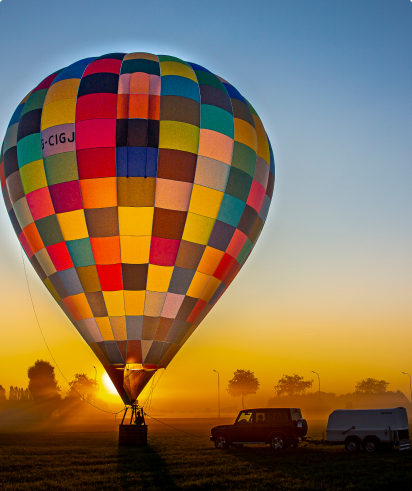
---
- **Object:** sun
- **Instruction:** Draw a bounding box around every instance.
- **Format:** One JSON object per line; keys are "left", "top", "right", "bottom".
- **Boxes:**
{"left": 101, "top": 372, "right": 118, "bottom": 395}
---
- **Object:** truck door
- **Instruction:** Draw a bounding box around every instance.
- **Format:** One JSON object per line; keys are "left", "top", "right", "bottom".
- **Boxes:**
{"left": 233, "top": 410, "right": 254, "bottom": 442}
{"left": 271, "top": 410, "right": 292, "bottom": 439}
{"left": 253, "top": 411, "right": 269, "bottom": 442}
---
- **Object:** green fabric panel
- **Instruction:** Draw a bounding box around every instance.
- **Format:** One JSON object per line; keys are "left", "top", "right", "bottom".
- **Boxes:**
{"left": 200, "top": 105, "right": 234, "bottom": 138}
{"left": 244, "top": 98, "right": 258, "bottom": 116}
{"left": 36, "top": 215, "right": 64, "bottom": 246}
{"left": 66, "top": 238, "right": 95, "bottom": 267}
{"left": 17, "top": 134, "right": 43, "bottom": 168}
{"left": 195, "top": 71, "right": 225, "bottom": 91}
{"left": 225, "top": 167, "right": 253, "bottom": 202}
{"left": 44, "top": 151, "right": 78, "bottom": 185}
{"left": 20, "top": 159, "right": 48, "bottom": 194}
{"left": 120, "top": 59, "right": 159, "bottom": 75}
{"left": 230, "top": 141, "right": 256, "bottom": 177}
{"left": 21, "top": 90, "right": 48, "bottom": 116}
{"left": 158, "top": 55, "right": 190, "bottom": 65}
{"left": 237, "top": 238, "right": 253, "bottom": 265}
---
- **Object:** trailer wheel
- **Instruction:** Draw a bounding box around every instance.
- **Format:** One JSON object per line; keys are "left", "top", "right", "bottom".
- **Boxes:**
{"left": 345, "top": 437, "right": 360, "bottom": 452}
{"left": 363, "top": 437, "right": 380, "bottom": 453}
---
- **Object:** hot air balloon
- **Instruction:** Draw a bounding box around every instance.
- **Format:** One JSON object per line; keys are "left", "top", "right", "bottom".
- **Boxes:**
{"left": 0, "top": 52, "right": 274, "bottom": 405}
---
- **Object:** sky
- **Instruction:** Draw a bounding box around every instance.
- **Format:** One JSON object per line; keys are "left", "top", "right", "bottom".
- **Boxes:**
{"left": 0, "top": 0, "right": 411, "bottom": 414}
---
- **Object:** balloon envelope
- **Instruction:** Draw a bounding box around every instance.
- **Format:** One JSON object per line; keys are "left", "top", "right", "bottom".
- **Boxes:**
{"left": 1, "top": 53, "right": 274, "bottom": 404}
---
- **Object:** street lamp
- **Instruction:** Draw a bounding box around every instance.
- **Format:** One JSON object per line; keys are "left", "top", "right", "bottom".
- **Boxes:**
{"left": 312, "top": 371, "right": 320, "bottom": 398}
{"left": 213, "top": 370, "right": 220, "bottom": 418}
{"left": 93, "top": 366, "right": 97, "bottom": 382}
{"left": 402, "top": 372, "right": 412, "bottom": 403}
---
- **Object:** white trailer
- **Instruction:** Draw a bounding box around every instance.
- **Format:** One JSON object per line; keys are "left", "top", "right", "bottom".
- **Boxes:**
{"left": 325, "top": 407, "right": 410, "bottom": 452}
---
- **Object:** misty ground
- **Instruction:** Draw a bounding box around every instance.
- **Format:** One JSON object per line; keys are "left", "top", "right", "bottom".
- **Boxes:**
{"left": 0, "top": 417, "right": 411, "bottom": 490}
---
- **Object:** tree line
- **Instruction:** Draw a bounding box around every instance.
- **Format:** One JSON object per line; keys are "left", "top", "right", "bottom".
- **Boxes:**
{"left": 0, "top": 359, "right": 100, "bottom": 418}
{"left": 225, "top": 370, "right": 408, "bottom": 411}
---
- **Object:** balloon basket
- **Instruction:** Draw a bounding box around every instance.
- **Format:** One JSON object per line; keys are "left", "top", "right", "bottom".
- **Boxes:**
{"left": 118, "top": 401, "right": 147, "bottom": 446}
{"left": 119, "top": 424, "right": 148, "bottom": 446}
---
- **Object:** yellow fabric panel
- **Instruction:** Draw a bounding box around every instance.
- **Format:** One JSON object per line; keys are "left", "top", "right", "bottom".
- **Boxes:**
{"left": 41, "top": 99, "right": 77, "bottom": 130}
{"left": 95, "top": 317, "right": 115, "bottom": 341}
{"left": 182, "top": 213, "right": 215, "bottom": 245}
{"left": 200, "top": 276, "right": 222, "bottom": 302}
{"left": 102, "top": 291, "right": 125, "bottom": 316}
{"left": 124, "top": 52, "right": 158, "bottom": 61}
{"left": 120, "top": 236, "right": 151, "bottom": 264}
{"left": 44, "top": 79, "right": 80, "bottom": 105}
{"left": 44, "top": 278, "right": 61, "bottom": 302}
{"left": 124, "top": 290, "right": 146, "bottom": 316}
{"left": 146, "top": 265, "right": 173, "bottom": 292}
{"left": 186, "top": 271, "right": 211, "bottom": 298}
{"left": 189, "top": 185, "right": 224, "bottom": 219}
{"left": 57, "top": 210, "right": 89, "bottom": 241}
{"left": 144, "top": 291, "right": 166, "bottom": 317}
{"left": 197, "top": 247, "right": 225, "bottom": 275}
{"left": 234, "top": 118, "right": 257, "bottom": 152}
{"left": 160, "top": 62, "right": 197, "bottom": 82}
{"left": 20, "top": 160, "right": 48, "bottom": 194}
{"left": 253, "top": 115, "right": 270, "bottom": 164}
{"left": 159, "top": 121, "right": 200, "bottom": 154}
{"left": 35, "top": 248, "right": 57, "bottom": 276}
{"left": 71, "top": 293, "right": 94, "bottom": 319}
{"left": 118, "top": 207, "right": 154, "bottom": 236}
{"left": 110, "top": 317, "right": 127, "bottom": 340}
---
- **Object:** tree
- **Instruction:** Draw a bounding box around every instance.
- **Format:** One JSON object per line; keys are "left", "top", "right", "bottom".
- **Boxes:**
{"left": 227, "top": 369, "right": 260, "bottom": 409}
{"left": 274, "top": 374, "right": 313, "bottom": 396}
{"left": 355, "top": 378, "right": 389, "bottom": 394}
{"left": 66, "top": 373, "right": 99, "bottom": 403}
{"left": 0, "top": 385, "right": 6, "bottom": 405}
{"left": 28, "top": 360, "right": 61, "bottom": 403}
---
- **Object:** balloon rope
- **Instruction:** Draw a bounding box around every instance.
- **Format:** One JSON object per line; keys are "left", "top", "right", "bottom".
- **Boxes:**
{"left": 143, "top": 412, "right": 205, "bottom": 439}
{"left": 20, "top": 247, "right": 125, "bottom": 416}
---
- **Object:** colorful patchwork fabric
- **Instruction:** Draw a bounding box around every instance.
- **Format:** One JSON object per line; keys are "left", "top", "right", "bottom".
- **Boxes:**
{"left": 1, "top": 53, "right": 274, "bottom": 404}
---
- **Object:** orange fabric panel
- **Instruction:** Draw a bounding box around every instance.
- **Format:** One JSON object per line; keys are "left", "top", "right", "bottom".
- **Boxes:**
{"left": 90, "top": 236, "right": 121, "bottom": 264}
{"left": 79, "top": 177, "right": 117, "bottom": 208}
{"left": 23, "top": 222, "right": 45, "bottom": 253}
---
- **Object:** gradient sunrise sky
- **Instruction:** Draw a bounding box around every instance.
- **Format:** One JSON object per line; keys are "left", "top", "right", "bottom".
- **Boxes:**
{"left": 0, "top": 0, "right": 411, "bottom": 411}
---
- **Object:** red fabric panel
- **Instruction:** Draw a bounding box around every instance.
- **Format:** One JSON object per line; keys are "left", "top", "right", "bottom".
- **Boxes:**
{"left": 62, "top": 297, "right": 82, "bottom": 322}
{"left": 246, "top": 180, "right": 266, "bottom": 212}
{"left": 26, "top": 187, "right": 55, "bottom": 220}
{"left": 77, "top": 148, "right": 116, "bottom": 179}
{"left": 46, "top": 242, "right": 74, "bottom": 271}
{"left": 36, "top": 72, "right": 61, "bottom": 90}
{"left": 187, "top": 299, "right": 208, "bottom": 323}
{"left": 82, "top": 59, "right": 123, "bottom": 76}
{"left": 76, "top": 119, "right": 117, "bottom": 150}
{"left": 48, "top": 181, "right": 83, "bottom": 213}
{"left": 76, "top": 93, "right": 118, "bottom": 122}
{"left": 149, "top": 237, "right": 180, "bottom": 266}
{"left": 18, "top": 231, "right": 35, "bottom": 258}
{"left": 96, "top": 263, "right": 123, "bottom": 291}
{"left": 213, "top": 253, "right": 236, "bottom": 281}
{"left": 126, "top": 341, "right": 142, "bottom": 364}
{"left": 0, "top": 162, "right": 5, "bottom": 188}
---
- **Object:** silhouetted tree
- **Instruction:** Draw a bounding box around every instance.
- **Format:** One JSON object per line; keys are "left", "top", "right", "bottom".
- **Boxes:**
{"left": 28, "top": 360, "right": 61, "bottom": 406}
{"left": 66, "top": 373, "right": 99, "bottom": 404}
{"left": 274, "top": 374, "right": 313, "bottom": 396}
{"left": 227, "top": 369, "right": 260, "bottom": 409}
{"left": 355, "top": 378, "right": 389, "bottom": 393}
{"left": 0, "top": 385, "right": 6, "bottom": 405}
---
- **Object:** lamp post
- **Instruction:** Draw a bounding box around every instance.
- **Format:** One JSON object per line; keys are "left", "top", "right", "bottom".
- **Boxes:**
{"left": 312, "top": 371, "right": 320, "bottom": 398}
{"left": 213, "top": 370, "right": 220, "bottom": 418}
{"left": 402, "top": 372, "right": 412, "bottom": 403}
{"left": 93, "top": 366, "right": 97, "bottom": 382}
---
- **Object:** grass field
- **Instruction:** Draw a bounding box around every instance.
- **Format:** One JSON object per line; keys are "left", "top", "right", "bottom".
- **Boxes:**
{"left": 0, "top": 417, "right": 411, "bottom": 490}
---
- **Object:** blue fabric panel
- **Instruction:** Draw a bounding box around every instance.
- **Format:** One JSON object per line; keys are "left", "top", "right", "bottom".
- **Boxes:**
{"left": 117, "top": 147, "right": 158, "bottom": 177}
{"left": 223, "top": 83, "right": 245, "bottom": 103}
{"left": 52, "top": 58, "right": 96, "bottom": 84}
{"left": 187, "top": 62, "right": 209, "bottom": 72}
{"left": 160, "top": 76, "right": 200, "bottom": 102}
{"left": 9, "top": 105, "right": 24, "bottom": 128}
{"left": 58, "top": 268, "right": 84, "bottom": 296}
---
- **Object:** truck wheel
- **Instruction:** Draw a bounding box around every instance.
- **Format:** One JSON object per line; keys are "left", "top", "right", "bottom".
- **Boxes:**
{"left": 271, "top": 435, "right": 287, "bottom": 450}
{"left": 214, "top": 433, "right": 230, "bottom": 449}
{"left": 345, "top": 437, "right": 360, "bottom": 452}
{"left": 363, "top": 437, "right": 380, "bottom": 453}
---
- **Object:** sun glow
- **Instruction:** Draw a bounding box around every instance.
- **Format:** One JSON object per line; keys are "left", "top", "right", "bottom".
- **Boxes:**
{"left": 101, "top": 372, "right": 118, "bottom": 395}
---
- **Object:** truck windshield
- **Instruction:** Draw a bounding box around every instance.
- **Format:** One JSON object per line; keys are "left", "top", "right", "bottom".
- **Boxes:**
{"left": 236, "top": 411, "right": 253, "bottom": 424}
